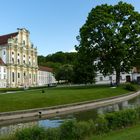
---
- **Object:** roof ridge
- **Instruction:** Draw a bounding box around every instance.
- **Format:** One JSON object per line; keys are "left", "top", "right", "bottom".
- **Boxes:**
{"left": 0, "top": 32, "right": 18, "bottom": 37}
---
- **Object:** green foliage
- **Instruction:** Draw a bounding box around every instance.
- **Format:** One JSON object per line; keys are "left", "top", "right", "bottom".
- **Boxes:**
{"left": 4, "top": 107, "right": 140, "bottom": 140}
{"left": 45, "top": 128, "right": 60, "bottom": 140}
{"left": 124, "top": 83, "right": 137, "bottom": 91}
{"left": 73, "top": 46, "right": 96, "bottom": 84}
{"left": 55, "top": 64, "right": 74, "bottom": 83}
{"left": 105, "top": 109, "right": 138, "bottom": 130}
{"left": 77, "top": 1, "right": 140, "bottom": 85}
{"left": 60, "top": 120, "right": 95, "bottom": 140}
{"left": 38, "top": 52, "right": 77, "bottom": 70}
{"left": 15, "top": 126, "right": 45, "bottom": 140}
{"left": 95, "top": 115, "right": 109, "bottom": 134}
{"left": 74, "top": 120, "right": 95, "bottom": 139}
{"left": 60, "top": 120, "right": 77, "bottom": 140}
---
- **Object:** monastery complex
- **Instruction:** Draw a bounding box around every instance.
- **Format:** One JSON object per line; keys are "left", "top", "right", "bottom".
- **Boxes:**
{"left": 0, "top": 28, "right": 56, "bottom": 88}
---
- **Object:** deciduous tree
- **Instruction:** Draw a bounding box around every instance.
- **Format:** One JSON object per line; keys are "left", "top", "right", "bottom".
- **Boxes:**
{"left": 78, "top": 1, "right": 140, "bottom": 85}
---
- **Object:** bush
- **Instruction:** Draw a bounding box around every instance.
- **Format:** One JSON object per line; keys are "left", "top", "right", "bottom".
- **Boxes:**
{"left": 77, "top": 120, "right": 95, "bottom": 139}
{"left": 124, "top": 83, "right": 137, "bottom": 91}
{"left": 60, "top": 120, "right": 77, "bottom": 140}
{"left": 95, "top": 115, "right": 109, "bottom": 134}
{"left": 45, "top": 128, "right": 60, "bottom": 140}
{"left": 15, "top": 126, "right": 46, "bottom": 140}
{"left": 105, "top": 109, "right": 138, "bottom": 130}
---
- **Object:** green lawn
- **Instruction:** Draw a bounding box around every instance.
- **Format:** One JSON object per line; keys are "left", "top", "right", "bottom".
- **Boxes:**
{"left": 89, "top": 124, "right": 140, "bottom": 140}
{"left": 0, "top": 85, "right": 131, "bottom": 112}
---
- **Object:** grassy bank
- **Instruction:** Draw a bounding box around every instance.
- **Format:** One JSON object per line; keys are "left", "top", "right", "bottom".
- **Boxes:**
{"left": 0, "top": 85, "right": 133, "bottom": 112}
{"left": 89, "top": 123, "right": 140, "bottom": 140}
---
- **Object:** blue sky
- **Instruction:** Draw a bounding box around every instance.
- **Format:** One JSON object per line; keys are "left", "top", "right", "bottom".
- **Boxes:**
{"left": 0, "top": 0, "right": 140, "bottom": 56}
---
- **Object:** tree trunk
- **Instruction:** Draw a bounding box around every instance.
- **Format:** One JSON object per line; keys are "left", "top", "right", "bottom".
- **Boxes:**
{"left": 116, "top": 70, "right": 120, "bottom": 86}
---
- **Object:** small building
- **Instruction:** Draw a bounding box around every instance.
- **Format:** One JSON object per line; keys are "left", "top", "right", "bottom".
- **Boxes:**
{"left": 95, "top": 71, "right": 132, "bottom": 85}
{"left": 38, "top": 66, "right": 57, "bottom": 86}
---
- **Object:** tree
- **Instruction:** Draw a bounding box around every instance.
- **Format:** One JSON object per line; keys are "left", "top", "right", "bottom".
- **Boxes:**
{"left": 55, "top": 64, "right": 74, "bottom": 83}
{"left": 78, "top": 1, "right": 140, "bottom": 85}
{"left": 73, "top": 45, "right": 96, "bottom": 84}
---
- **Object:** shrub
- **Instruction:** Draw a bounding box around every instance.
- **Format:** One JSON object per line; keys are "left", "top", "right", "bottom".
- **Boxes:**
{"left": 74, "top": 120, "right": 94, "bottom": 140}
{"left": 135, "top": 107, "right": 140, "bottom": 120}
{"left": 60, "top": 120, "right": 77, "bottom": 140}
{"left": 15, "top": 126, "right": 46, "bottom": 140}
{"left": 124, "top": 83, "right": 137, "bottom": 91}
{"left": 95, "top": 115, "right": 109, "bottom": 134}
{"left": 45, "top": 128, "right": 60, "bottom": 140}
{"left": 105, "top": 109, "right": 138, "bottom": 130}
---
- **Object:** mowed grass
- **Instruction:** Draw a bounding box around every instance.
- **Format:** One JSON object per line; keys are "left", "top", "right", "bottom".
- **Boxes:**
{"left": 0, "top": 85, "right": 130, "bottom": 112}
{"left": 89, "top": 124, "right": 140, "bottom": 140}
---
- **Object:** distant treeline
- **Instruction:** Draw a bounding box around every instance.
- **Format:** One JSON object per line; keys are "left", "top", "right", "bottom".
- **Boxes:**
{"left": 38, "top": 51, "right": 77, "bottom": 69}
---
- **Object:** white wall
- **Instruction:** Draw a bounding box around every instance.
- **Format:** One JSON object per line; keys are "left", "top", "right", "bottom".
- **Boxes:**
{"left": 95, "top": 71, "right": 132, "bottom": 84}
{"left": 38, "top": 70, "right": 57, "bottom": 86}
{"left": 0, "top": 66, "right": 7, "bottom": 87}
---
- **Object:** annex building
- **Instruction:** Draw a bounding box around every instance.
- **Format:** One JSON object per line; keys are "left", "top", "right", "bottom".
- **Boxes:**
{"left": 0, "top": 28, "right": 56, "bottom": 88}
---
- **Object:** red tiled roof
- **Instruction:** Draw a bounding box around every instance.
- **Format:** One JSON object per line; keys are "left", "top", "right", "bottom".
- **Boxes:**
{"left": 39, "top": 66, "right": 53, "bottom": 72}
{"left": 0, "top": 58, "right": 5, "bottom": 66}
{"left": 0, "top": 32, "right": 18, "bottom": 45}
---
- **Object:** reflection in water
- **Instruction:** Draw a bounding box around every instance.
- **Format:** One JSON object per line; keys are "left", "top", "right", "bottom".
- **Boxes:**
{"left": 1, "top": 95, "right": 140, "bottom": 136}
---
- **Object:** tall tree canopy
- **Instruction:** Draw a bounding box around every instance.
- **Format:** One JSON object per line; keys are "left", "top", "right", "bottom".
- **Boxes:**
{"left": 78, "top": 1, "right": 140, "bottom": 85}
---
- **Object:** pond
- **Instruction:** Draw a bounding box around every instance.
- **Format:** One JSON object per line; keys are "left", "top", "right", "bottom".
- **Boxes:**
{"left": 0, "top": 95, "right": 140, "bottom": 136}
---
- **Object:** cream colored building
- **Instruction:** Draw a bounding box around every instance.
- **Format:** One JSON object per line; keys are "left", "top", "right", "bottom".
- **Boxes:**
{"left": 38, "top": 66, "right": 57, "bottom": 86}
{"left": 0, "top": 28, "right": 38, "bottom": 87}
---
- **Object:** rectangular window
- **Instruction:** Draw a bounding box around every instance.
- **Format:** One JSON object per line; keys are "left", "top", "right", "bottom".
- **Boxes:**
{"left": 34, "top": 74, "right": 35, "bottom": 82}
{"left": 109, "top": 76, "right": 112, "bottom": 81}
{"left": 4, "top": 68, "right": 6, "bottom": 73}
{"left": 18, "top": 73, "right": 20, "bottom": 78}
{"left": 18, "top": 59, "right": 20, "bottom": 64}
{"left": 100, "top": 77, "right": 103, "bottom": 81}
{"left": 4, "top": 74, "right": 6, "bottom": 79}
{"left": 12, "top": 58, "right": 14, "bottom": 63}
{"left": 12, "top": 72, "right": 14, "bottom": 82}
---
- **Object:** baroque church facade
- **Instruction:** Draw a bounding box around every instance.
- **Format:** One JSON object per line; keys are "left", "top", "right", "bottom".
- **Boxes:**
{"left": 0, "top": 28, "right": 42, "bottom": 88}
